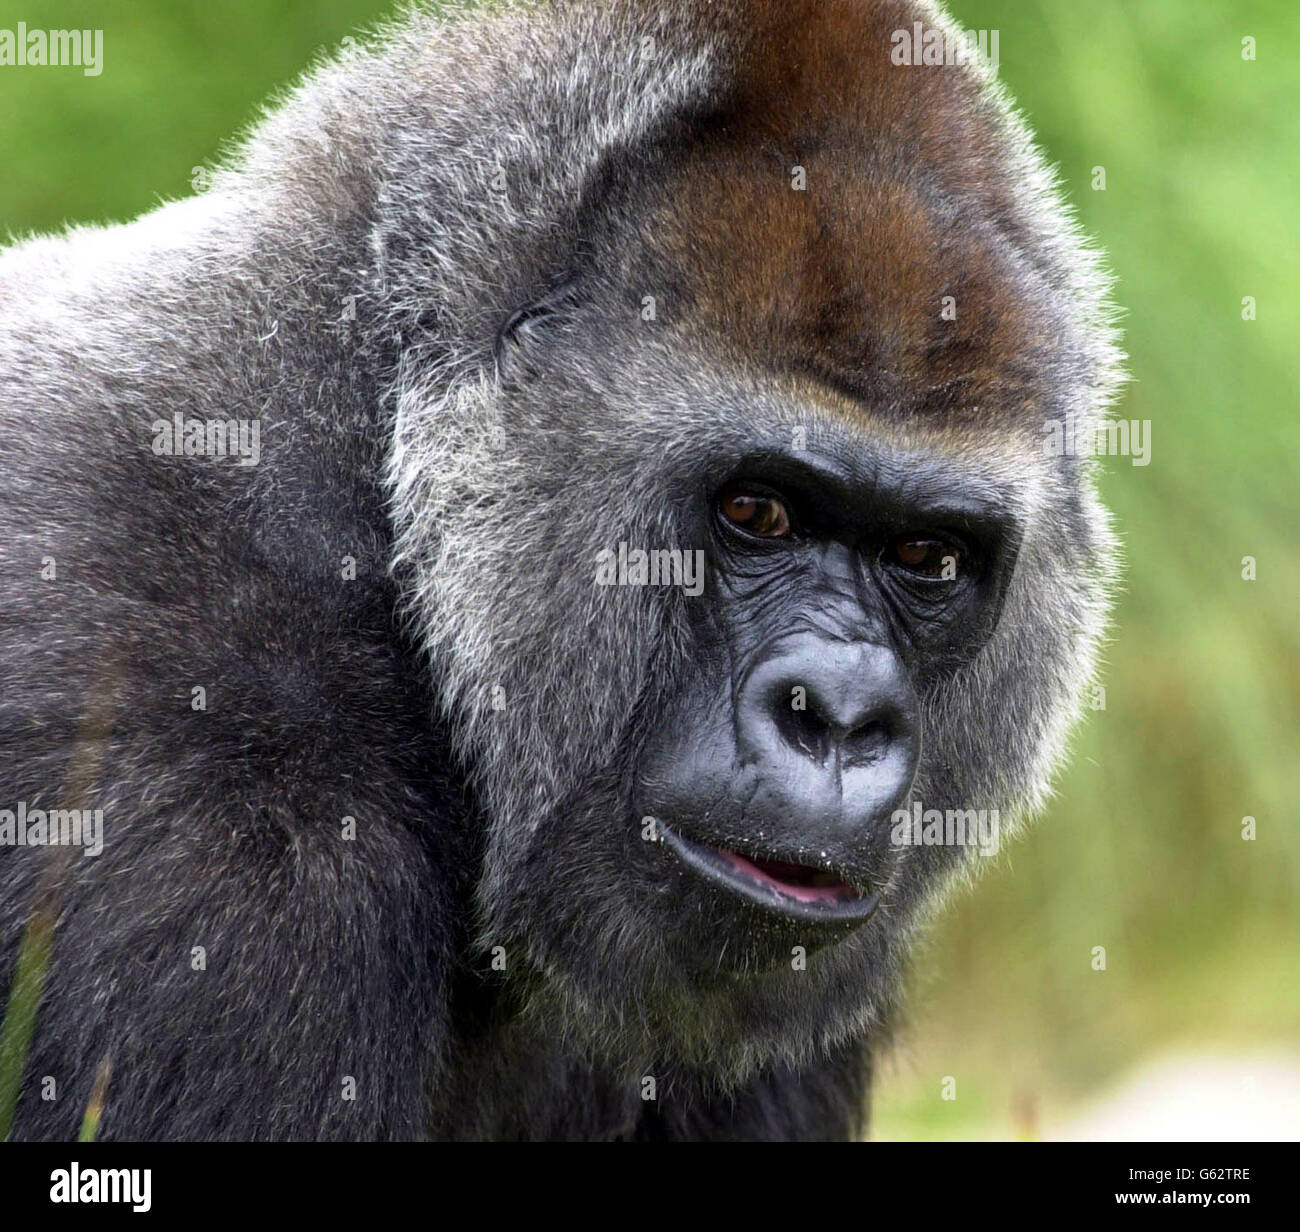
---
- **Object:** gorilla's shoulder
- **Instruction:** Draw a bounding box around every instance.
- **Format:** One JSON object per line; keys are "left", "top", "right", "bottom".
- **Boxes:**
{"left": 0, "top": 186, "right": 433, "bottom": 827}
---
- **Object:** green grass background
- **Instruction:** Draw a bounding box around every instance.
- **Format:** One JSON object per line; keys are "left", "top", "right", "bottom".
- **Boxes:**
{"left": 0, "top": 0, "right": 1295, "bottom": 1138}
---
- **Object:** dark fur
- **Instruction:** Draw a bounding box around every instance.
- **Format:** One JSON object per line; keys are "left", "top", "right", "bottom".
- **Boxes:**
{"left": 0, "top": 0, "right": 1120, "bottom": 1140}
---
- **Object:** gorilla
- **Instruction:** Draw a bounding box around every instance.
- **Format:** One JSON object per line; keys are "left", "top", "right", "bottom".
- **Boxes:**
{"left": 0, "top": 0, "right": 1121, "bottom": 1140}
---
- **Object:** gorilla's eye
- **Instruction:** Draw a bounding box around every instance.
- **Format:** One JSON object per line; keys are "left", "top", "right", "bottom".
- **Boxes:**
{"left": 888, "top": 535, "right": 961, "bottom": 579}
{"left": 718, "top": 485, "right": 792, "bottom": 538}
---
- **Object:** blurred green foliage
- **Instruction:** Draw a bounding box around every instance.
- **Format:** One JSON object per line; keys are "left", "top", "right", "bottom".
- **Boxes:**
{"left": 0, "top": 0, "right": 1294, "bottom": 1138}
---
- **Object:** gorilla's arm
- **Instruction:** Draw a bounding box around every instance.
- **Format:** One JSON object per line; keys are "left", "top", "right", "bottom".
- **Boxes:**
{"left": 0, "top": 197, "right": 458, "bottom": 1140}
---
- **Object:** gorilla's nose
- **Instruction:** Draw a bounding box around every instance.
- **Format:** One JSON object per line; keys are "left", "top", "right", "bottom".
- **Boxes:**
{"left": 737, "top": 639, "right": 920, "bottom": 832}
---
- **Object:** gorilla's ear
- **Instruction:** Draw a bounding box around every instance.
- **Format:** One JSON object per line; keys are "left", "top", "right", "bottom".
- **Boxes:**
{"left": 494, "top": 277, "right": 583, "bottom": 368}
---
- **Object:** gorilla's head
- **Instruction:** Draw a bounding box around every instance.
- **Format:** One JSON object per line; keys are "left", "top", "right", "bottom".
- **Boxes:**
{"left": 377, "top": 0, "right": 1121, "bottom": 1077}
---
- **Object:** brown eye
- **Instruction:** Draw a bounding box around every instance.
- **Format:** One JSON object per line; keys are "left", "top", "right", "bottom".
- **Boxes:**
{"left": 890, "top": 536, "right": 959, "bottom": 579}
{"left": 718, "top": 485, "right": 792, "bottom": 538}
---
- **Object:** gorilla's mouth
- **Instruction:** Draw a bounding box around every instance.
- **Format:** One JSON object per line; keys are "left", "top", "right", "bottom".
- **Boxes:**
{"left": 657, "top": 823, "right": 880, "bottom": 924}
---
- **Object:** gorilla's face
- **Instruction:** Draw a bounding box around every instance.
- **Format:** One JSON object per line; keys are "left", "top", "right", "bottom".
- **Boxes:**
{"left": 403, "top": 307, "right": 1107, "bottom": 1077}
{"left": 635, "top": 439, "right": 1021, "bottom": 957}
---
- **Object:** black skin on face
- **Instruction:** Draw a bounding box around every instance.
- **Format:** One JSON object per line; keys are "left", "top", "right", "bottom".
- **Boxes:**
{"left": 636, "top": 436, "right": 1022, "bottom": 933}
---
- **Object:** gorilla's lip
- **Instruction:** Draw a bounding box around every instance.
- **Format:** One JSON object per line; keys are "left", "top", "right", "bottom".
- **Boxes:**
{"left": 657, "top": 823, "right": 880, "bottom": 924}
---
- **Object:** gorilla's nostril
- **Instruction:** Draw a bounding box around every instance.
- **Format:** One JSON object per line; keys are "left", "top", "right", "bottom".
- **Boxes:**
{"left": 776, "top": 702, "right": 834, "bottom": 762}
{"left": 840, "top": 718, "right": 891, "bottom": 765}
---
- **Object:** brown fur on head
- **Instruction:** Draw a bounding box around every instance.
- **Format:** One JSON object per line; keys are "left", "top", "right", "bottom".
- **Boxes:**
{"left": 631, "top": 0, "right": 1090, "bottom": 437}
